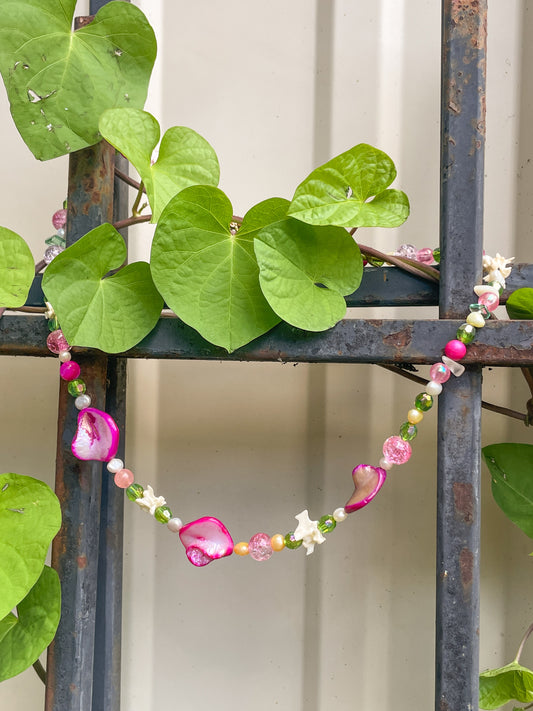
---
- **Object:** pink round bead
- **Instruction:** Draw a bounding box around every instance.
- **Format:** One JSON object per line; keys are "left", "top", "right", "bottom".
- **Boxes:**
{"left": 46, "top": 329, "right": 70, "bottom": 355}
{"left": 429, "top": 362, "right": 451, "bottom": 384}
{"left": 383, "top": 436, "right": 412, "bottom": 465}
{"left": 415, "top": 247, "right": 434, "bottom": 264}
{"left": 52, "top": 208, "right": 67, "bottom": 229}
{"left": 444, "top": 339, "right": 467, "bottom": 360}
{"left": 248, "top": 532, "right": 273, "bottom": 561}
{"left": 478, "top": 291, "right": 499, "bottom": 312}
{"left": 114, "top": 468, "right": 134, "bottom": 488}
{"left": 59, "top": 360, "right": 80, "bottom": 381}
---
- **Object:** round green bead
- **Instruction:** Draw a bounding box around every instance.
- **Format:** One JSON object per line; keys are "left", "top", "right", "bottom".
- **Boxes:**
{"left": 414, "top": 392, "right": 433, "bottom": 412}
{"left": 154, "top": 505, "right": 172, "bottom": 523}
{"left": 284, "top": 532, "right": 303, "bottom": 550}
{"left": 126, "top": 483, "right": 144, "bottom": 502}
{"left": 67, "top": 379, "right": 86, "bottom": 396}
{"left": 318, "top": 514, "right": 337, "bottom": 534}
{"left": 456, "top": 323, "right": 476, "bottom": 345}
{"left": 432, "top": 248, "right": 441, "bottom": 263}
{"left": 399, "top": 422, "right": 417, "bottom": 441}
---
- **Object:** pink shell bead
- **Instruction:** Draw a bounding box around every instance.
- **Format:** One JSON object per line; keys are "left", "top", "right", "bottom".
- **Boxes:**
{"left": 179, "top": 516, "right": 234, "bottom": 567}
{"left": 52, "top": 208, "right": 67, "bottom": 229}
{"left": 114, "top": 468, "right": 134, "bottom": 488}
{"left": 47, "top": 329, "right": 70, "bottom": 355}
{"left": 345, "top": 464, "right": 387, "bottom": 513}
{"left": 383, "top": 436, "right": 412, "bottom": 465}
{"left": 429, "top": 362, "right": 451, "bottom": 384}
{"left": 248, "top": 533, "right": 273, "bottom": 561}
{"left": 71, "top": 408, "right": 120, "bottom": 462}
{"left": 444, "top": 339, "right": 467, "bottom": 360}
{"left": 478, "top": 291, "right": 499, "bottom": 312}
{"left": 60, "top": 361, "right": 80, "bottom": 381}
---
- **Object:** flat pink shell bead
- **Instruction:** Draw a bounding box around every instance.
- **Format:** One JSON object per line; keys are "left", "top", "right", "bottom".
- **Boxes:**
{"left": 71, "top": 408, "right": 120, "bottom": 462}
{"left": 179, "top": 516, "right": 234, "bottom": 567}
{"left": 345, "top": 464, "right": 387, "bottom": 513}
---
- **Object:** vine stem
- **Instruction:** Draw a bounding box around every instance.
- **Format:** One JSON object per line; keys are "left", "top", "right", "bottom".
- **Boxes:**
{"left": 358, "top": 243, "right": 440, "bottom": 283}
{"left": 115, "top": 168, "right": 145, "bottom": 193}
{"left": 113, "top": 214, "right": 152, "bottom": 230}
{"left": 514, "top": 622, "right": 533, "bottom": 664}
{"left": 32, "top": 659, "right": 46, "bottom": 684}
{"left": 131, "top": 181, "right": 146, "bottom": 217}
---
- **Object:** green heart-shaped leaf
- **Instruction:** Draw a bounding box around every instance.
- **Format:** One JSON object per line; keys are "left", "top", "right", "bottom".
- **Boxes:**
{"left": 0, "top": 227, "right": 34, "bottom": 307}
{"left": 254, "top": 219, "right": 363, "bottom": 331}
{"left": 480, "top": 662, "right": 533, "bottom": 709}
{"left": 99, "top": 108, "right": 220, "bottom": 222}
{"left": 0, "top": 473, "right": 61, "bottom": 621}
{"left": 506, "top": 288, "right": 533, "bottom": 320}
{"left": 288, "top": 143, "right": 410, "bottom": 227}
{"left": 0, "top": 565, "right": 61, "bottom": 682}
{"left": 482, "top": 443, "right": 533, "bottom": 539}
{"left": 42, "top": 224, "right": 163, "bottom": 353}
{"left": 0, "top": 0, "right": 156, "bottom": 160}
{"left": 151, "top": 189, "right": 286, "bottom": 352}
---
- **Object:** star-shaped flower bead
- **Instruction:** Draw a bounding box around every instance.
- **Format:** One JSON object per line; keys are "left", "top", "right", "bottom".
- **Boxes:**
{"left": 482, "top": 253, "right": 514, "bottom": 285}
{"left": 44, "top": 302, "right": 56, "bottom": 320}
{"left": 135, "top": 485, "right": 166, "bottom": 516}
{"left": 293, "top": 509, "right": 326, "bottom": 555}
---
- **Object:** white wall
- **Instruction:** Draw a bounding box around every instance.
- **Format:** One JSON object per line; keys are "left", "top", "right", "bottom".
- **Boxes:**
{"left": 1, "top": 1, "right": 532, "bottom": 710}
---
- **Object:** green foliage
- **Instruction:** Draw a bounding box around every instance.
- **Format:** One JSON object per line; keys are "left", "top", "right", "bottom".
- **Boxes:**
{"left": 99, "top": 108, "right": 220, "bottom": 222}
{"left": 0, "top": 566, "right": 60, "bottom": 682}
{"left": 0, "top": 227, "right": 34, "bottom": 308}
{"left": 0, "top": 473, "right": 60, "bottom": 621}
{"left": 479, "top": 662, "right": 533, "bottom": 709}
{"left": 42, "top": 224, "right": 164, "bottom": 354}
{"left": 482, "top": 443, "right": 533, "bottom": 539}
{"left": 0, "top": 0, "right": 156, "bottom": 160}
{"left": 506, "top": 288, "right": 533, "bottom": 320}
{"left": 288, "top": 143, "right": 410, "bottom": 227}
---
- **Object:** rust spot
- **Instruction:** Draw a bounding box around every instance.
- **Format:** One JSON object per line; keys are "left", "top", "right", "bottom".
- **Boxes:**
{"left": 383, "top": 327, "right": 412, "bottom": 349}
{"left": 453, "top": 482, "right": 474, "bottom": 523}
{"left": 91, "top": 190, "right": 101, "bottom": 204}
{"left": 439, "top": 698, "right": 450, "bottom": 711}
{"left": 459, "top": 547, "right": 473, "bottom": 592}
{"left": 69, "top": 683, "right": 77, "bottom": 692}
{"left": 450, "top": 0, "right": 487, "bottom": 53}
{"left": 77, "top": 555, "right": 87, "bottom": 569}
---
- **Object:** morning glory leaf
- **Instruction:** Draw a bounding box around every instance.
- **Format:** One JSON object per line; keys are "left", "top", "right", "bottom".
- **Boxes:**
{"left": 0, "top": 566, "right": 61, "bottom": 682}
{"left": 99, "top": 108, "right": 220, "bottom": 222}
{"left": 479, "top": 662, "right": 533, "bottom": 709}
{"left": 254, "top": 219, "right": 363, "bottom": 331}
{"left": 506, "top": 288, "right": 533, "bottom": 320}
{"left": 42, "top": 224, "right": 163, "bottom": 353}
{"left": 0, "top": 473, "right": 61, "bottom": 621}
{"left": 151, "top": 189, "right": 286, "bottom": 352}
{"left": 0, "top": 0, "right": 156, "bottom": 160}
{"left": 288, "top": 143, "right": 410, "bottom": 227}
{"left": 482, "top": 443, "right": 533, "bottom": 539}
{"left": 0, "top": 227, "right": 34, "bottom": 308}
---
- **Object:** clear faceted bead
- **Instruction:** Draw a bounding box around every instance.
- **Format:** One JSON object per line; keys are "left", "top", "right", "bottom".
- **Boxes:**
{"left": 456, "top": 323, "right": 476, "bottom": 345}
{"left": 248, "top": 533, "right": 273, "bottom": 561}
{"left": 318, "top": 514, "right": 336, "bottom": 534}
{"left": 396, "top": 243, "right": 417, "bottom": 259}
{"left": 414, "top": 392, "right": 433, "bottom": 412}
{"left": 44, "top": 245, "right": 63, "bottom": 264}
{"left": 284, "top": 532, "right": 303, "bottom": 550}
{"left": 399, "top": 422, "right": 417, "bottom": 441}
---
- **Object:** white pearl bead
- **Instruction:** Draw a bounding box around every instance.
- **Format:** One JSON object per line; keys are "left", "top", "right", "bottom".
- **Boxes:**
{"left": 379, "top": 457, "right": 394, "bottom": 471}
{"left": 425, "top": 380, "right": 443, "bottom": 396}
{"left": 333, "top": 507, "right": 347, "bottom": 522}
{"left": 167, "top": 517, "right": 184, "bottom": 532}
{"left": 74, "top": 394, "right": 91, "bottom": 410}
{"left": 59, "top": 350, "right": 71, "bottom": 362}
{"left": 107, "top": 458, "right": 124, "bottom": 474}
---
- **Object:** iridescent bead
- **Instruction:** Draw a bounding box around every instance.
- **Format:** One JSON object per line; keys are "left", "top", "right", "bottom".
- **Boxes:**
{"left": 284, "top": 532, "right": 303, "bottom": 550}
{"left": 60, "top": 361, "right": 81, "bottom": 381}
{"left": 154, "top": 505, "right": 173, "bottom": 524}
{"left": 456, "top": 323, "right": 476, "bottom": 345}
{"left": 74, "top": 394, "right": 91, "bottom": 410}
{"left": 270, "top": 534, "right": 285, "bottom": 551}
{"left": 478, "top": 291, "right": 499, "bottom": 312}
{"left": 114, "top": 468, "right": 134, "bottom": 488}
{"left": 52, "top": 208, "right": 67, "bottom": 229}
{"left": 407, "top": 408, "right": 424, "bottom": 424}
{"left": 429, "top": 362, "right": 451, "bottom": 384}
{"left": 432, "top": 248, "right": 441, "bottom": 263}
{"left": 44, "top": 245, "right": 64, "bottom": 264}
{"left": 318, "top": 514, "right": 336, "bottom": 534}
{"left": 444, "top": 339, "right": 467, "bottom": 360}
{"left": 58, "top": 350, "right": 71, "bottom": 363}
{"left": 425, "top": 381, "right": 442, "bottom": 396}
{"left": 167, "top": 517, "right": 183, "bottom": 533}
{"left": 67, "top": 379, "right": 86, "bottom": 396}
{"left": 415, "top": 247, "right": 434, "bottom": 264}
{"left": 107, "top": 458, "right": 124, "bottom": 473}
{"left": 333, "top": 508, "right": 347, "bottom": 522}
{"left": 126, "top": 483, "right": 144, "bottom": 501}
{"left": 466, "top": 312, "right": 486, "bottom": 329}
{"left": 414, "top": 392, "right": 433, "bottom": 412}
{"left": 234, "top": 542, "right": 249, "bottom": 556}
{"left": 469, "top": 302, "right": 490, "bottom": 320}
{"left": 382, "top": 436, "right": 412, "bottom": 465}
{"left": 248, "top": 533, "right": 273, "bottom": 561}
{"left": 399, "top": 422, "right": 417, "bottom": 441}
{"left": 396, "top": 243, "right": 417, "bottom": 259}
{"left": 47, "top": 329, "right": 70, "bottom": 355}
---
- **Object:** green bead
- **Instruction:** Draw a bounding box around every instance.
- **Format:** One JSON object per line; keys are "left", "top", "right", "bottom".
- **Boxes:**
{"left": 469, "top": 302, "right": 490, "bottom": 320}
{"left": 399, "top": 422, "right": 417, "bottom": 441}
{"left": 67, "top": 379, "right": 86, "bottom": 396}
{"left": 126, "top": 483, "right": 144, "bottom": 502}
{"left": 414, "top": 392, "right": 433, "bottom": 412}
{"left": 48, "top": 317, "right": 59, "bottom": 332}
{"left": 318, "top": 514, "right": 337, "bottom": 534}
{"left": 284, "top": 532, "right": 303, "bottom": 550}
{"left": 432, "top": 248, "right": 440, "bottom": 263}
{"left": 456, "top": 323, "right": 476, "bottom": 345}
{"left": 154, "top": 505, "right": 172, "bottom": 523}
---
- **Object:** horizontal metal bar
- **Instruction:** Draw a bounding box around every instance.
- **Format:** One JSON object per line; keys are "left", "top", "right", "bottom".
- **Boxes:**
{"left": 2, "top": 315, "right": 533, "bottom": 365}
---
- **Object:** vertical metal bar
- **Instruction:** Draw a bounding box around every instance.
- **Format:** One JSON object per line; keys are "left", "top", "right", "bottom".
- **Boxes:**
{"left": 437, "top": 2, "right": 487, "bottom": 710}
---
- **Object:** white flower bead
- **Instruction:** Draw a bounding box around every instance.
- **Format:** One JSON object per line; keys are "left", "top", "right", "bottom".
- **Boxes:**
{"left": 74, "top": 394, "right": 91, "bottom": 410}
{"left": 426, "top": 381, "right": 443, "bottom": 396}
{"left": 107, "top": 458, "right": 124, "bottom": 474}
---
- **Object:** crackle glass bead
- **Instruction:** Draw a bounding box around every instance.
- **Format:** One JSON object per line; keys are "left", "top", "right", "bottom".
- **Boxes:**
{"left": 234, "top": 542, "right": 249, "bottom": 556}
{"left": 47, "top": 329, "right": 70, "bottom": 354}
{"left": 154, "top": 505, "right": 173, "bottom": 524}
{"left": 114, "top": 468, "right": 134, "bottom": 488}
{"left": 318, "top": 514, "right": 336, "bottom": 534}
{"left": 382, "top": 436, "right": 412, "bottom": 465}
{"left": 60, "top": 361, "right": 80, "bottom": 381}
{"left": 67, "top": 379, "right": 86, "bottom": 397}
{"left": 52, "top": 208, "right": 67, "bottom": 229}
{"left": 126, "top": 483, "right": 144, "bottom": 501}
{"left": 44, "top": 245, "right": 63, "bottom": 264}
{"left": 75, "top": 394, "right": 91, "bottom": 410}
{"left": 415, "top": 392, "right": 433, "bottom": 412}
{"left": 396, "top": 243, "right": 417, "bottom": 259}
{"left": 333, "top": 508, "right": 347, "bottom": 522}
{"left": 456, "top": 323, "right": 476, "bottom": 345}
{"left": 399, "top": 422, "right": 417, "bottom": 441}
{"left": 270, "top": 534, "right": 285, "bottom": 551}
{"left": 415, "top": 247, "right": 434, "bottom": 264}
{"left": 248, "top": 533, "right": 273, "bottom": 561}
{"left": 284, "top": 532, "right": 303, "bottom": 550}
{"left": 478, "top": 291, "right": 499, "bottom": 312}
{"left": 429, "top": 362, "right": 451, "bottom": 384}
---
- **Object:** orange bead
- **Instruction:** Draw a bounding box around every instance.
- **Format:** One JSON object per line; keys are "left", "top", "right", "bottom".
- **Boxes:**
{"left": 234, "top": 541, "right": 249, "bottom": 556}
{"left": 270, "top": 534, "right": 285, "bottom": 552}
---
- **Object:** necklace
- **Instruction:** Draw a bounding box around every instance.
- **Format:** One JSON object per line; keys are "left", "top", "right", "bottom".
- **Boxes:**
{"left": 41, "top": 226, "right": 514, "bottom": 567}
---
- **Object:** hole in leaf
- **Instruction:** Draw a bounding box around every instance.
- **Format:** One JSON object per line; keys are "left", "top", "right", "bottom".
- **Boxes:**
{"left": 1, "top": 483, "right": 8, "bottom": 492}
{"left": 345, "top": 186, "right": 353, "bottom": 199}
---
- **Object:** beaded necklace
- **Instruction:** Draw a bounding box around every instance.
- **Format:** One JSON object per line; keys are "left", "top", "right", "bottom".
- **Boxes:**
{"left": 41, "top": 209, "right": 514, "bottom": 566}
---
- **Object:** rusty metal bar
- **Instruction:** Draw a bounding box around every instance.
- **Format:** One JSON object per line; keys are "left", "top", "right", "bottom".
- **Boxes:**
{"left": 436, "top": 2, "right": 487, "bottom": 710}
